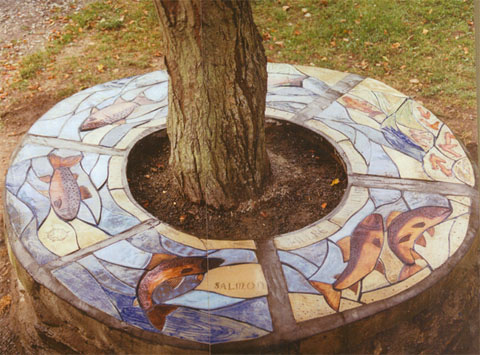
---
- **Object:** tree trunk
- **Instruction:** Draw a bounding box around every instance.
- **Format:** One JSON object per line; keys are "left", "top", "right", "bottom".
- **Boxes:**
{"left": 153, "top": 0, "right": 270, "bottom": 210}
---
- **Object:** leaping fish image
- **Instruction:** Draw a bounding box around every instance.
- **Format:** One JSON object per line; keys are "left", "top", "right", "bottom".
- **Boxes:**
{"left": 310, "top": 214, "right": 384, "bottom": 311}
{"left": 40, "top": 154, "right": 92, "bottom": 221}
{"left": 80, "top": 94, "right": 153, "bottom": 131}
{"left": 387, "top": 206, "right": 452, "bottom": 266}
{"left": 341, "top": 95, "right": 384, "bottom": 118}
{"left": 137, "top": 256, "right": 224, "bottom": 330}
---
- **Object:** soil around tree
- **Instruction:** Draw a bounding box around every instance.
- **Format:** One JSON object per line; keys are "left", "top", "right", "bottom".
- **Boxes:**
{"left": 127, "top": 120, "right": 347, "bottom": 241}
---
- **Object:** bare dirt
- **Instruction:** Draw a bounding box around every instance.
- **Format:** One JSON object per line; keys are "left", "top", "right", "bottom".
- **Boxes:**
{"left": 127, "top": 120, "right": 347, "bottom": 241}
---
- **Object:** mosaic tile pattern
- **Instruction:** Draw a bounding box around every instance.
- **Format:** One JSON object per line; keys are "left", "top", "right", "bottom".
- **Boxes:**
{"left": 5, "top": 65, "right": 476, "bottom": 345}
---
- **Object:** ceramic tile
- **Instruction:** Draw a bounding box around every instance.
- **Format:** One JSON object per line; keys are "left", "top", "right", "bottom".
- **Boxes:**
{"left": 356, "top": 78, "right": 405, "bottom": 97}
{"left": 82, "top": 125, "right": 116, "bottom": 145}
{"left": 165, "top": 290, "right": 245, "bottom": 310}
{"left": 95, "top": 96, "right": 117, "bottom": 110}
{"left": 373, "top": 91, "right": 408, "bottom": 116}
{"left": 128, "top": 228, "right": 166, "bottom": 253}
{"left": 107, "top": 156, "right": 124, "bottom": 189}
{"left": 305, "top": 119, "right": 349, "bottom": 142}
{"left": 282, "top": 265, "right": 320, "bottom": 294}
{"left": 144, "top": 81, "right": 168, "bottom": 102}
{"left": 208, "top": 249, "right": 257, "bottom": 266}
{"left": 90, "top": 155, "right": 110, "bottom": 189}
{"left": 40, "top": 92, "right": 92, "bottom": 121}
{"left": 127, "top": 103, "right": 166, "bottom": 122}
{"left": 121, "top": 87, "right": 147, "bottom": 102}
{"left": 17, "top": 181, "right": 51, "bottom": 226}
{"left": 403, "top": 191, "right": 449, "bottom": 210}
{"left": 110, "top": 189, "right": 150, "bottom": 221}
{"left": 447, "top": 200, "right": 469, "bottom": 221}
{"left": 202, "top": 239, "right": 256, "bottom": 250}
{"left": 196, "top": 264, "right": 268, "bottom": 298}
{"left": 69, "top": 218, "right": 108, "bottom": 249}
{"left": 267, "top": 94, "right": 315, "bottom": 105}
{"left": 330, "top": 200, "right": 376, "bottom": 243}
{"left": 339, "top": 298, "right": 362, "bottom": 312}
{"left": 137, "top": 116, "right": 167, "bottom": 128}
{"left": 309, "top": 241, "right": 347, "bottom": 284}
{"left": 100, "top": 123, "right": 137, "bottom": 147}
{"left": 414, "top": 219, "right": 453, "bottom": 269}
{"left": 295, "top": 65, "right": 348, "bottom": 87}
{"left": 78, "top": 255, "right": 136, "bottom": 296}
{"left": 131, "top": 71, "right": 168, "bottom": 88}
{"left": 379, "top": 236, "right": 406, "bottom": 284}
{"left": 267, "top": 73, "right": 305, "bottom": 88}
{"left": 6, "top": 160, "right": 30, "bottom": 195}
{"left": 289, "top": 293, "right": 336, "bottom": 322}
{"left": 94, "top": 240, "right": 151, "bottom": 269}
{"left": 268, "top": 86, "right": 316, "bottom": 97}
{"left": 76, "top": 89, "right": 121, "bottom": 113}
{"left": 369, "top": 188, "right": 402, "bottom": 208}
{"left": 29, "top": 113, "right": 72, "bottom": 137}
{"left": 368, "top": 142, "right": 400, "bottom": 177}
{"left": 163, "top": 307, "right": 269, "bottom": 344}
{"left": 447, "top": 195, "right": 471, "bottom": 207}
{"left": 423, "top": 148, "right": 457, "bottom": 183}
{"left": 278, "top": 251, "right": 318, "bottom": 278}
{"left": 38, "top": 209, "right": 78, "bottom": 256}
{"left": 266, "top": 101, "right": 306, "bottom": 113}
{"left": 340, "top": 285, "right": 361, "bottom": 302}
{"left": 348, "top": 109, "right": 384, "bottom": 129}
{"left": 160, "top": 233, "right": 206, "bottom": 257}
{"left": 449, "top": 214, "right": 470, "bottom": 256}
{"left": 290, "top": 240, "right": 328, "bottom": 267}
{"left": 316, "top": 101, "right": 353, "bottom": 123}
{"left": 383, "top": 146, "right": 431, "bottom": 180}
{"left": 19, "top": 219, "right": 56, "bottom": 264}
{"left": 267, "top": 63, "right": 304, "bottom": 75}
{"left": 97, "top": 206, "right": 140, "bottom": 236}
{"left": 53, "top": 263, "right": 121, "bottom": 319}
{"left": 350, "top": 122, "right": 390, "bottom": 146}
{"left": 435, "top": 125, "right": 465, "bottom": 160}
{"left": 338, "top": 140, "right": 368, "bottom": 174}
{"left": 151, "top": 274, "right": 203, "bottom": 304}
{"left": 76, "top": 202, "right": 97, "bottom": 224}
{"left": 302, "top": 77, "right": 330, "bottom": 96}
{"left": 6, "top": 191, "right": 34, "bottom": 237}
{"left": 57, "top": 110, "right": 91, "bottom": 141}
{"left": 13, "top": 144, "right": 52, "bottom": 165}
{"left": 316, "top": 118, "right": 356, "bottom": 141}
{"left": 99, "top": 259, "right": 145, "bottom": 288}
{"left": 31, "top": 156, "right": 54, "bottom": 177}
{"left": 354, "top": 131, "right": 372, "bottom": 163}
{"left": 115, "top": 127, "right": 148, "bottom": 150}
{"left": 452, "top": 157, "right": 475, "bottom": 186}
{"left": 361, "top": 270, "right": 390, "bottom": 293}
{"left": 329, "top": 186, "right": 369, "bottom": 227}
{"left": 274, "top": 220, "right": 340, "bottom": 251}
{"left": 156, "top": 224, "right": 206, "bottom": 251}
{"left": 360, "top": 268, "right": 430, "bottom": 304}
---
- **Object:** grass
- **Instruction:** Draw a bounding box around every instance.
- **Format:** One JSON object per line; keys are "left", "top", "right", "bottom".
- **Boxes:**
{"left": 4, "top": 0, "right": 476, "bottom": 117}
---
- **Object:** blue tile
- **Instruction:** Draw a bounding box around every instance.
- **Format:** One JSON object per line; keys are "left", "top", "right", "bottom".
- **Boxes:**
{"left": 302, "top": 77, "right": 330, "bottom": 96}
{"left": 128, "top": 228, "right": 166, "bottom": 253}
{"left": 6, "top": 191, "right": 34, "bottom": 237}
{"left": 163, "top": 307, "right": 269, "bottom": 344}
{"left": 77, "top": 202, "right": 97, "bottom": 225}
{"left": 17, "top": 182, "right": 51, "bottom": 227}
{"left": 269, "top": 86, "right": 317, "bottom": 97}
{"left": 57, "top": 110, "right": 90, "bottom": 141}
{"left": 368, "top": 142, "right": 400, "bottom": 177}
{"left": 316, "top": 101, "right": 353, "bottom": 123}
{"left": 98, "top": 207, "right": 139, "bottom": 235}
{"left": 20, "top": 219, "right": 57, "bottom": 265}
{"left": 152, "top": 274, "right": 202, "bottom": 304}
{"left": 354, "top": 131, "right": 372, "bottom": 163}
{"left": 266, "top": 101, "right": 306, "bottom": 113}
{"left": 403, "top": 191, "right": 450, "bottom": 210}
{"left": 160, "top": 235, "right": 206, "bottom": 257}
{"left": 278, "top": 251, "right": 318, "bottom": 278}
{"left": 144, "top": 81, "right": 168, "bottom": 102}
{"left": 375, "top": 199, "right": 409, "bottom": 220}
{"left": 78, "top": 255, "right": 136, "bottom": 296}
{"left": 329, "top": 200, "right": 375, "bottom": 242}
{"left": 131, "top": 71, "right": 168, "bottom": 88}
{"left": 5, "top": 160, "right": 30, "bottom": 195}
{"left": 13, "top": 145, "right": 52, "bottom": 164}
{"left": 210, "top": 297, "right": 273, "bottom": 332}
{"left": 208, "top": 249, "right": 257, "bottom": 266}
{"left": 94, "top": 240, "right": 152, "bottom": 269}
{"left": 29, "top": 113, "right": 72, "bottom": 137}
{"left": 309, "top": 241, "right": 347, "bottom": 284}
{"left": 39, "top": 91, "right": 91, "bottom": 120}
{"left": 98, "top": 259, "right": 145, "bottom": 288}
{"left": 90, "top": 155, "right": 110, "bottom": 189}
{"left": 320, "top": 119, "right": 356, "bottom": 141}
{"left": 282, "top": 265, "right": 320, "bottom": 294}
{"left": 290, "top": 239, "right": 328, "bottom": 268}
{"left": 100, "top": 123, "right": 137, "bottom": 147}
{"left": 76, "top": 89, "right": 120, "bottom": 113}
{"left": 164, "top": 290, "right": 244, "bottom": 310}
{"left": 53, "top": 263, "right": 121, "bottom": 319}
{"left": 26, "top": 167, "right": 49, "bottom": 192}
{"left": 350, "top": 123, "right": 390, "bottom": 146}
{"left": 370, "top": 188, "right": 402, "bottom": 208}
{"left": 31, "top": 156, "right": 54, "bottom": 178}
{"left": 81, "top": 153, "right": 99, "bottom": 174}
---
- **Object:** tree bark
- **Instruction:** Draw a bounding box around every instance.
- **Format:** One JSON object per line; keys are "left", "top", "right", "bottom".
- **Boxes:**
{"left": 153, "top": 0, "right": 270, "bottom": 209}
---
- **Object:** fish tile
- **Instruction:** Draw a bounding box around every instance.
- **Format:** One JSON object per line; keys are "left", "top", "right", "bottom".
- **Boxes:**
{"left": 53, "top": 263, "right": 121, "bottom": 319}
{"left": 163, "top": 307, "right": 269, "bottom": 344}
{"left": 210, "top": 297, "right": 273, "bottom": 332}
{"left": 90, "top": 155, "right": 110, "bottom": 189}
{"left": 309, "top": 241, "right": 347, "bottom": 284}
{"left": 6, "top": 191, "right": 34, "bottom": 237}
{"left": 20, "top": 219, "right": 57, "bottom": 265}
{"left": 196, "top": 264, "right": 268, "bottom": 298}
{"left": 38, "top": 209, "right": 78, "bottom": 256}
{"left": 99, "top": 259, "right": 145, "bottom": 288}
{"left": 128, "top": 228, "right": 166, "bottom": 253}
{"left": 338, "top": 140, "right": 368, "bottom": 174}
{"left": 70, "top": 218, "right": 108, "bottom": 248}
{"left": 278, "top": 251, "right": 318, "bottom": 278}
{"left": 144, "top": 81, "right": 168, "bottom": 102}
{"left": 208, "top": 249, "right": 257, "bottom": 266}
{"left": 57, "top": 110, "right": 90, "bottom": 141}
{"left": 152, "top": 274, "right": 203, "bottom": 304}
{"left": 282, "top": 265, "right": 319, "bottom": 294}
{"left": 164, "top": 290, "right": 245, "bottom": 310}
{"left": 110, "top": 189, "right": 151, "bottom": 221}
{"left": 383, "top": 146, "right": 431, "bottom": 180}
{"left": 274, "top": 220, "right": 340, "bottom": 251}
{"left": 449, "top": 214, "right": 470, "bottom": 256}
{"left": 17, "top": 181, "right": 51, "bottom": 227}
{"left": 329, "top": 186, "right": 370, "bottom": 227}
{"left": 78, "top": 255, "right": 136, "bottom": 296}
{"left": 94, "top": 240, "right": 152, "bottom": 269}
{"left": 156, "top": 224, "right": 206, "bottom": 252}
{"left": 13, "top": 145, "right": 52, "bottom": 165}
{"left": 379, "top": 238, "right": 405, "bottom": 284}
{"left": 288, "top": 293, "right": 336, "bottom": 322}
{"left": 305, "top": 119, "right": 349, "bottom": 142}
{"left": 369, "top": 188, "right": 402, "bottom": 208}
{"left": 290, "top": 240, "right": 328, "bottom": 267}
{"left": 360, "top": 268, "right": 430, "bottom": 304}
{"left": 5, "top": 160, "right": 30, "bottom": 195}
{"left": 107, "top": 156, "right": 124, "bottom": 189}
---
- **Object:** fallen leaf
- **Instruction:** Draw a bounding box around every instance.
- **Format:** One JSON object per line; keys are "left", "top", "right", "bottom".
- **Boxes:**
{"left": 0, "top": 295, "right": 11, "bottom": 315}
{"left": 282, "top": 5, "right": 290, "bottom": 11}
{"left": 179, "top": 215, "right": 187, "bottom": 223}
{"left": 321, "top": 202, "right": 327, "bottom": 209}
{"left": 97, "top": 64, "right": 105, "bottom": 73}
{"left": 409, "top": 78, "right": 420, "bottom": 84}
{"left": 260, "top": 211, "right": 268, "bottom": 218}
{"left": 422, "top": 28, "right": 429, "bottom": 35}
{"left": 391, "top": 42, "right": 401, "bottom": 49}
{"left": 302, "top": 8, "right": 308, "bottom": 13}
{"left": 330, "top": 178, "right": 340, "bottom": 186}
{"left": 304, "top": 13, "right": 312, "bottom": 18}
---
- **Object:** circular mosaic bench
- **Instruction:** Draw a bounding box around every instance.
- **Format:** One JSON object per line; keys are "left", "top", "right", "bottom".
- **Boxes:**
{"left": 4, "top": 63, "right": 479, "bottom": 352}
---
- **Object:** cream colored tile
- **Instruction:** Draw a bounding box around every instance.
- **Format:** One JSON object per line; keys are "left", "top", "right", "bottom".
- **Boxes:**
{"left": 289, "top": 293, "right": 336, "bottom": 322}
{"left": 345, "top": 89, "right": 380, "bottom": 109}
{"left": 356, "top": 78, "right": 405, "bottom": 96}
{"left": 110, "top": 189, "right": 151, "bottom": 221}
{"left": 107, "top": 156, "right": 124, "bottom": 189}
{"left": 196, "top": 264, "right": 267, "bottom": 298}
{"left": 414, "top": 220, "right": 454, "bottom": 269}
{"left": 115, "top": 127, "right": 148, "bottom": 150}
{"left": 449, "top": 214, "right": 470, "bottom": 256}
{"left": 348, "top": 109, "right": 384, "bottom": 129}
{"left": 380, "top": 240, "right": 405, "bottom": 284}
{"left": 201, "top": 239, "right": 256, "bottom": 250}
{"left": 69, "top": 218, "right": 108, "bottom": 248}
{"left": 423, "top": 148, "right": 458, "bottom": 184}
{"left": 295, "top": 65, "right": 348, "bottom": 87}
{"left": 338, "top": 141, "right": 368, "bottom": 174}
{"left": 265, "top": 107, "right": 296, "bottom": 121}
{"left": 305, "top": 119, "right": 349, "bottom": 142}
{"left": 383, "top": 146, "right": 431, "bottom": 180}
{"left": 329, "top": 186, "right": 369, "bottom": 226}
{"left": 267, "top": 62, "right": 304, "bottom": 75}
{"left": 361, "top": 270, "right": 390, "bottom": 293}
{"left": 453, "top": 157, "right": 475, "bottom": 187}
{"left": 436, "top": 125, "right": 466, "bottom": 161}
{"left": 339, "top": 298, "right": 362, "bottom": 312}
{"left": 448, "top": 200, "right": 470, "bottom": 220}
{"left": 139, "top": 117, "right": 166, "bottom": 128}
{"left": 38, "top": 209, "right": 79, "bottom": 256}
{"left": 447, "top": 195, "right": 471, "bottom": 207}
{"left": 360, "top": 268, "right": 430, "bottom": 304}
{"left": 274, "top": 220, "right": 340, "bottom": 251}
{"left": 82, "top": 125, "right": 115, "bottom": 145}
{"left": 412, "top": 104, "right": 443, "bottom": 135}
{"left": 341, "top": 285, "right": 360, "bottom": 302}
{"left": 155, "top": 223, "right": 206, "bottom": 250}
